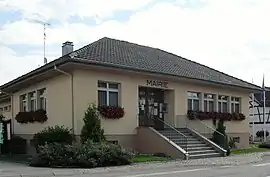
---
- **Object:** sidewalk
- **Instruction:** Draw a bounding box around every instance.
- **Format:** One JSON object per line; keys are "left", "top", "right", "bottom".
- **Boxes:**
{"left": 0, "top": 152, "right": 269, "bottom": 177}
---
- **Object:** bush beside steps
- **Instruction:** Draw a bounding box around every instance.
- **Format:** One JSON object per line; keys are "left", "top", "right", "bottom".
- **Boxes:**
{"left": 30, "top": 140, "right": 133, "bottom": 168}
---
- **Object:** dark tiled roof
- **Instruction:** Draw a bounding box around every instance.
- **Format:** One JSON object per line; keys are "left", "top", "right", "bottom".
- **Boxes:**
{"left": 70, "top": 37, "right": 260, "bottom": 90}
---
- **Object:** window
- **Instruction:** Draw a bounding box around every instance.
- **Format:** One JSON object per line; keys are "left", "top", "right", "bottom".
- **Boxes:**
{"left": 231, "top": 97, "right": 241, "bottom": 113}
{"left": 0, "top": 108, "right": 3, "bottom": 112}
{"left": 218, "top": 95, "right": 228, "bottom": 113}
{"left": 20, "top": 94, "right": 27, "bottom": 112}
{"left": 204, "top": 94, "right": 214, "bottom": 112}
{"left": 108, "top": 140, "right": 118, "bottom": 145}
{"left": 38, "top": 88, "right": 46, "bottom": 110}
{"left": 98, "top": 81, "right": 119, "bottom": 106}
{"left": 187, "top": 92, "right": 200, "bottom": 111}
{"left": 28, "top": 91, "right": 36, "bottom": 111}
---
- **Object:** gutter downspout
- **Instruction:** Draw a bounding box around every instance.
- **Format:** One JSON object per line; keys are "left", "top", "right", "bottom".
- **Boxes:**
{"left": 54, "top": 65, "right": 75, "bottom": 136}
{"left": 0, "top": 91, "right": 14, "bottom": 134}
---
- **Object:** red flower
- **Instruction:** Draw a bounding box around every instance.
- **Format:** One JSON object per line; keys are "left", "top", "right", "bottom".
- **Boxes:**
{"left": 98, "top": 106, "right": 125, "bottom": 119}
{"left": 187, "top": 110, "right": 245, "bottom": 121}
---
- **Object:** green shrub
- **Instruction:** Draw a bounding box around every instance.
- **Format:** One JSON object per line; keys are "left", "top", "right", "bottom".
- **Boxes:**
{"left": 258, "top": 143, "right": 270, "bottom": 149}
{"left": 30, "top": 140, "right": 133, "bottom": 168}
{"left": 212, "top": 119, "right": 230, "bottom": 155}
{"left": 33, "top": 125, "right": 73, "bottom": 150}
{"left": 81, "top": 104, "right": 105, "bottom": 143}
{"left": 256, "top": 130, "right": 269, "bottom": 141}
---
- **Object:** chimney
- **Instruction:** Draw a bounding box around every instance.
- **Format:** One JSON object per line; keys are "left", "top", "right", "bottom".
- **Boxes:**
{"left": 62, "top": 41, "right": 74, "bottom": 56}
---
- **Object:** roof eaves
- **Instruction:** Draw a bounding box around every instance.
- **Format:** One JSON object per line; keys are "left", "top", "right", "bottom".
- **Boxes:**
{"left": 70, "top": 57, "right": 261, "bottom": 91}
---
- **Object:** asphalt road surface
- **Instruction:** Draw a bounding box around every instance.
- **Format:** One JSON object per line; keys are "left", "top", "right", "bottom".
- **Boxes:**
{"left": 1, "top": 161, "right": 270, "bottom": 177}
{"left": 81, "top": 162, "right": 270, "bottom": 177}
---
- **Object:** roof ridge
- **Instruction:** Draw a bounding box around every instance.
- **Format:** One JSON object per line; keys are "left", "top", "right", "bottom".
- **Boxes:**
{"left": 102, "top": 37, "right": 259, "bottom": 88}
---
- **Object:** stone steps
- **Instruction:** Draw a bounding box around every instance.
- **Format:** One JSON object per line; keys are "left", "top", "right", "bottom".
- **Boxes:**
{"left": 189, "top": 152, "right": 221, "bottom": 159}
{"left": 158, "top": 128, "right": 222, "bottom": 159}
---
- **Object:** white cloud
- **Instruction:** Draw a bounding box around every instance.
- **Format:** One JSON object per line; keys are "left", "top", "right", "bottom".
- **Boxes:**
{"left": 1, "top": 0, "right": 154, "bottom": 21}
{"left": 1, "top": 0, "right": 270, "bottom": 86}
{"left": 0, "top": 44, "right": 59, "bottom": 84}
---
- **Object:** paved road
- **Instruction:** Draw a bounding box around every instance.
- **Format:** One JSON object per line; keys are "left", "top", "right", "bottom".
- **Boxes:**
{"left": 1, "top": 162, "right": 270, "bottom": 177}
{"left": 74, "top": 162, "right": 270, "bottom": 177}
{"left": 112, "top": 163, "right": 270, "bottom": 177}
{"left": 1, "top": 152, "right": 270, "bottom": 177}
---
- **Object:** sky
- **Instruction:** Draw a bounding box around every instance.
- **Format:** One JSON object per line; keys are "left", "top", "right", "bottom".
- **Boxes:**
{"left": 0, "top": 0, "right": 270, "bottom": 86}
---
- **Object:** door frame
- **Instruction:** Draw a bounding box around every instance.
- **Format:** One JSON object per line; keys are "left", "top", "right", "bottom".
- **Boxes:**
{"left": 138, "top": 86, "right": 165, "bottom": 129}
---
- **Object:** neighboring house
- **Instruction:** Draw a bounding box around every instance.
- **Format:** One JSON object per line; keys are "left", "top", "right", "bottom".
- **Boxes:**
{"left": 249, "top": 89, "right": 270, "bottom": 140}
{"left": 0, "top": 37, "right": 261, "bottom": 159}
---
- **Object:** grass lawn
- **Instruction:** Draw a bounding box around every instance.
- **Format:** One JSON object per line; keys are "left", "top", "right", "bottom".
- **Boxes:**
{"left": 231, "top": 144, "right": 270, "bottom": 155}
{"left": 132, "top": 154, "right": 172, "bottom": 163}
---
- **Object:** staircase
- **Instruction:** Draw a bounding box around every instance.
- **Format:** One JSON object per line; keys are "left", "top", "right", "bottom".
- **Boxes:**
{"left": 158, "top": 128, "right": 223, "bottom": 159}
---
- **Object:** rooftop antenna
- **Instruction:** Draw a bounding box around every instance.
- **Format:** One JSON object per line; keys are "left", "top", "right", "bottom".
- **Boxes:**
{"left": 26, "top": 18, "right": 51, "bottom": 65}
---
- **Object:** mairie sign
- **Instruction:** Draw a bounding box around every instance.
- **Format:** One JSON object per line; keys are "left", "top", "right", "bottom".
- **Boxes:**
{"left": 146, "top": 80, "right": 168, "bottom": 88}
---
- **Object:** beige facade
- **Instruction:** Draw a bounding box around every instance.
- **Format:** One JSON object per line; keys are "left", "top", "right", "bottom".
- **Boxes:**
{"left": 0, "top": 64, "right": 251, "bottom": 149}
{"left": 11, "top": 75, "right": 72, "bottom": 136}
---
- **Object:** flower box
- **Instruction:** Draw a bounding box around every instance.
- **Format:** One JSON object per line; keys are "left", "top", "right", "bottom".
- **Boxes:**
{"left": 15, "top": 109, "right": 48, "bottom": 124}
{"left": 187, "top": 110, "right": 245, "bottom": 121}
{"left": 98, "top": 106, "right": 125, "bottom": 119}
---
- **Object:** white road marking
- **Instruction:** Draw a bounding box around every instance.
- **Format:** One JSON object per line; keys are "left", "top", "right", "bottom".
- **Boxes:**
{"left": 220, "top": 166, "right": 233, "bottom": 168}
{"left": 253, "top": 163, "right": 270, "bottom": 167}
{"left": 124, "top": 168, "right": 209, "bottom": 177}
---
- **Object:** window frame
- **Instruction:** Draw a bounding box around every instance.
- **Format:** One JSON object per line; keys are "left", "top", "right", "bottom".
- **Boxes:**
{"left": 231, "top": 96, "right": 241, "bottom": 113}
{"left": 28, "top": 91, "right": 37, "bottom": 111}
{"left": 98, "top": 81, "right": 119, "bottom": 106}
{"left": 204, "top": 93, "right": 215, "bottom": 112}
{"left": 38, "top": 88, "right": 47, "bottom": 110}
{"left": 218, "top": 95, "right": 229, "bottom": 113}
{"left": 187, "top": 91, "right": 200, "bottom": 111}
{"left": 20, "top": 94, "right": 27, "bottom": 112}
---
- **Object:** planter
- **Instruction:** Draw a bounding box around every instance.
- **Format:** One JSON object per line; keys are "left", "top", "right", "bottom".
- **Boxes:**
{"left": 187, "top": 110, "right": 245, "bottom": 121}
{"left": 15, "top": 109, "right": 48, "bottom": 124}
{"left": 98, "top": 106, "right": 125, "bottom": 119}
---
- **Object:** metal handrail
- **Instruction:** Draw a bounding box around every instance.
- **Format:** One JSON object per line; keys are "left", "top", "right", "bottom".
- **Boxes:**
{"left": 147, "top": 106, "right": 187, "bottom": 138}
{"left": 195, "top": 118, "right": 225, "bottom": 137}
{"left": 154, "top": 117, "right": 187, "bottom": 138}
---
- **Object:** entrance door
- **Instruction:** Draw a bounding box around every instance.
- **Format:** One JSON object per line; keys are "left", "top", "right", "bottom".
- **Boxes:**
{"left": 138, "top": 87, "right": 165, "bottom": 130}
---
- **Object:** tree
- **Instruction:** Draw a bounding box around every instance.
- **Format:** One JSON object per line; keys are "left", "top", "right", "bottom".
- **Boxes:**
{"left": 80, "top": 104, "right": 105, "bottom": 143}
{"left": 212, "top": 119, "right": 230, "bottom": 155}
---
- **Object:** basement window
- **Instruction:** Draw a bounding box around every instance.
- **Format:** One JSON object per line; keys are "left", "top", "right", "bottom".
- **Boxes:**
{"left": 108, "top": 140, "right": 119, "bottom": 145}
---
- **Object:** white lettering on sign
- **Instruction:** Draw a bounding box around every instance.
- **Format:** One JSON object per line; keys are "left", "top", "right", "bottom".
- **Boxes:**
{"left": 146, "top": 80, "right": 168, "bottom": 88}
